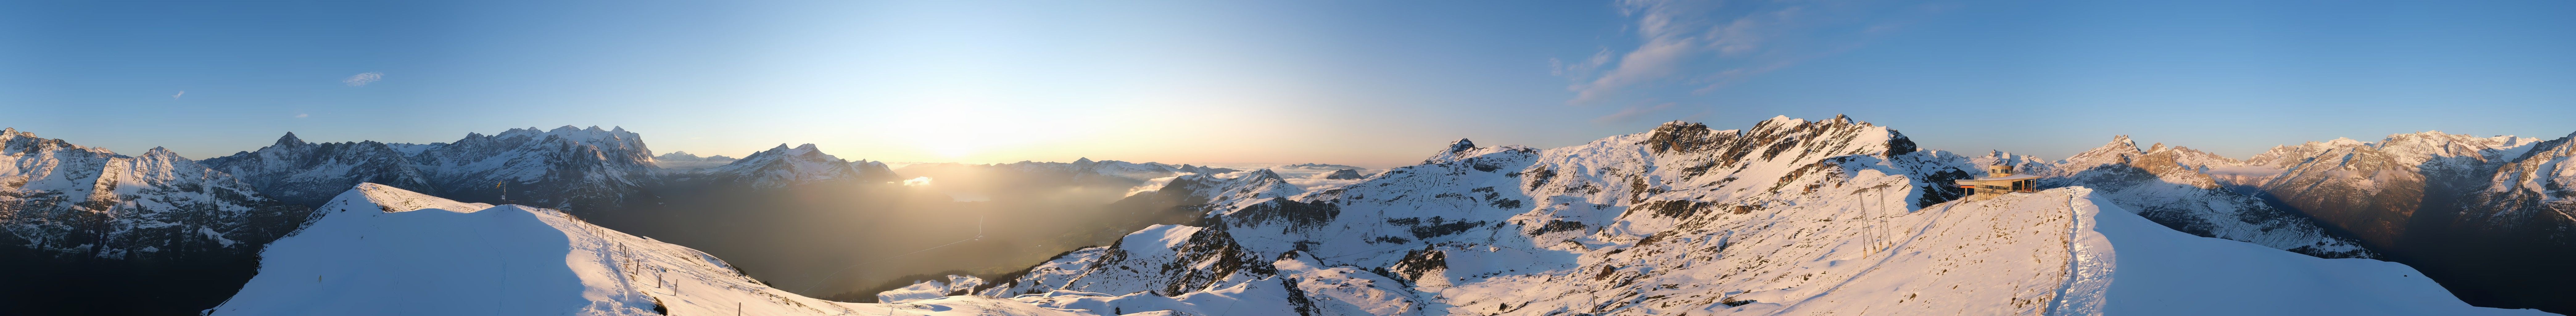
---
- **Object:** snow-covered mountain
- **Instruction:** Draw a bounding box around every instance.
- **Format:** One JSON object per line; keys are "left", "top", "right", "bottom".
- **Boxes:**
{"left": 210, "top": 183, "right": 1084, "bottom": 315}
{"left": 654, "top": 151, "right": 739, "bottom": 170}
{"left": 2226, "top": 131, "right": 2547, "bottom": 245}
{"left": 195, "top": 133, "right": 439, "bottom": 207}
{"left": 2193, "top": 130, "right": 2576, "bottom": 312}
{"left": 674, "top": 143, "right": 899, "bottom": 188}
{"left": 918, "top": 117, "right": 2537, "bottom": 315}
{"left": 203, "top": 126, "right": 661, "bottom": 211}
{"left": 2464, "top": 131, "right": 2576, "bottom": 234}
{"left": 2016, "top": 135, "right": 2375, "bottom": 258}
{"left": 0, "top": 128, "right": 310, "bottom": 260}
{"left": 1001, "top": 158, "right": 1240, "bottom": 182}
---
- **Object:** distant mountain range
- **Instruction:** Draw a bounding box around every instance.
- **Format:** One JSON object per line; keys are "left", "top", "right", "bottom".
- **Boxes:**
{"left": 4, "top": 118, "right": 2571, "bottom": 314}
{"left": 956, "top": 116, "right": 2544, "bottom": 315}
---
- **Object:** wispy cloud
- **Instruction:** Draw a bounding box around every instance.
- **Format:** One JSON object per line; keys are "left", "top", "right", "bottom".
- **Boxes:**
{"left": 1563, "top": 0, "right": 1938, "bottom": 106}
{"left": 294, "top": 113, "right": 309, "bottom": 118}
{"left": 343, "top": 72, "right": 383, "bottom": 86}
{"left": 172, "top": 91, "right": 184, "bottom": 99}
{"left": 1593, "top": 102, "right": 1678, "bottom": 123}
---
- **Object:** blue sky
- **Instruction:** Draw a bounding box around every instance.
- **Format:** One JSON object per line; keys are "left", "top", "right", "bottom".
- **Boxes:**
{"left": 5, "top": 1, "right": 2571, "bottom": 167}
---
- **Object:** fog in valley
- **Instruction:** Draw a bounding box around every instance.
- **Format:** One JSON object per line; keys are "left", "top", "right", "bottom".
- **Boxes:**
{"left": 579, "top": 162, "right": 1362, "bottom": 301}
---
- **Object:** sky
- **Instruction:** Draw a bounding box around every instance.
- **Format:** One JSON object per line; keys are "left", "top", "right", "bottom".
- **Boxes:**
{"left": 4, "top": 0, "right": 2572, "bottom": 167}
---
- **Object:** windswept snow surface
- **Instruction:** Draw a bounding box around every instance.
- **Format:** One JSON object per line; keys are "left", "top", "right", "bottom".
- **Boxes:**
{"left": 945, "top": 117, "right": 2542, "bottom": 316}
{"left": 210, "top": 183, "right": 1080, "bottom": 316}
{"left": 2077, "top": 189, "right": 2539, "bottom": 315}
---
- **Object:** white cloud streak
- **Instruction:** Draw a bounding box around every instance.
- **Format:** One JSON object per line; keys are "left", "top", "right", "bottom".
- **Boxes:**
{"left": 1565, "top": 0, "right": 1932, "bottom": 106}
{"left": 172, "top": 91, "right": 184, "bottom": 99}
{"left": 1593, "top": 102, "right": 1677, "bottom": 123}
{"left": 343, "top": 72, "right": 383, "bottom": 86}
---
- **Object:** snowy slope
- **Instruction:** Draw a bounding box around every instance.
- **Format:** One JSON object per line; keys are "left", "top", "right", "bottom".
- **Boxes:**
{"left": 2024, "top": 136, "right": 2375, "bottom": 258}
{"left": 210, "top": 183, "right": 1083, "bottom": 316}
{"left": 943, "top": 117, "right": 2539, "bottom": 316}
{"left": 0, "top": 128, "right": 309, "bottom": 259}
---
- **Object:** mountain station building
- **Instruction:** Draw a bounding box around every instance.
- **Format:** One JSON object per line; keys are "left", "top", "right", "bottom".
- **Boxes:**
{"left": 1957, "top": 164, "right": 2039, "bottom": 198}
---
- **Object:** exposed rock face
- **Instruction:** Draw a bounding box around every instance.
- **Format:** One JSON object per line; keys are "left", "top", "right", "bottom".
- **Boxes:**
{"left": 2228, "top": 133, "right": 2534, "bottom": 246}
{"left": 0, "top": 128, "right": 310, "bottom": 260}
{"left": 2218, "top": 131, "right": 2572, "bottom": 312}
{"left": 2029, "top": 135, "right": 2376, "bottom": 259}
{"left": 960, "top": 117, "right": 2530, "bottom": 315}
{"left": 200, "top": 133, "right": 438, "bottom": 207}
{"left": 2462, "top": 132, "right": 2576, "bottom": 235}
{"left": 204, "top": 126, "right": 666, "bottom": 212}
{"left": 985, "top": 116, "right": 1977, "bottom": 314}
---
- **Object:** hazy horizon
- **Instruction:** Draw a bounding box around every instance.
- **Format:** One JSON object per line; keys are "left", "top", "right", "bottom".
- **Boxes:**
{"left": 9, "top": 1, "right": 2574, "bottom": 167}
{"left": 8, "top": 117, "right": 2567, "bottom": 170}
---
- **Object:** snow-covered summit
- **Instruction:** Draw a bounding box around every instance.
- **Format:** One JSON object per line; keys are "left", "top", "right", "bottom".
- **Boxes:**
{"left": 939, "top": 116, "right": 2535, "bottom": 315}
{"left": 688, "top": 143, "right": 899, "bottom": 188}
{"left": 203, "top": 126, "right": 663, "bottom": 211}
{"left": 210, "top": 184, "right": 1083, "bottom": 316}
{"left": 0, "top": 128, "right": 308, "bottom": 260}
{"left": 2027, "top": 135, "right": 2376, "bottom": 258}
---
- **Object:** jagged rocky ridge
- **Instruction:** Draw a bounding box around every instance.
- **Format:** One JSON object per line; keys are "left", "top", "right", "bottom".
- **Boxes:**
{"left": 2202, "top": 131, "right": 2576, "bottom": 312}
{"left": 203, "top": 126, "right": 662, "bottom": 211}
{"left": 0, "top": 128, "right": 310, "bottom": 260}
{"left": 1994, "top": 135, "right": 2376, "bottom": 259}
{"left": 202, "top": 126, "right": 910, "bottom": 211}
{"left": 936, "top": 116, "right": 2533, "bottom": 315}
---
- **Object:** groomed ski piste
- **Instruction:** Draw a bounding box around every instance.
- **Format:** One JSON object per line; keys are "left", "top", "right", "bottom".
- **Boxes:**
{"left": 206, "top": 116, "right": 2555, "bottom": 316}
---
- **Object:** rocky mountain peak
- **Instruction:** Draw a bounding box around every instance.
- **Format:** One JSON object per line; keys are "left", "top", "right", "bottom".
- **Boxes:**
{"left": 1323, "top": 169, "right": 1367, "bottom": 180}
{"left": 2106, "top": 135, "right": 2141, "bottom": 151}
{"left": 144, "top": 146, "right": 180, "bottom": 157}
{"left": 274, "top": 132, "right": 307, "bottom": 147}
{"left": 1445, "top": 139, "right": 1476, "bottom": 153}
